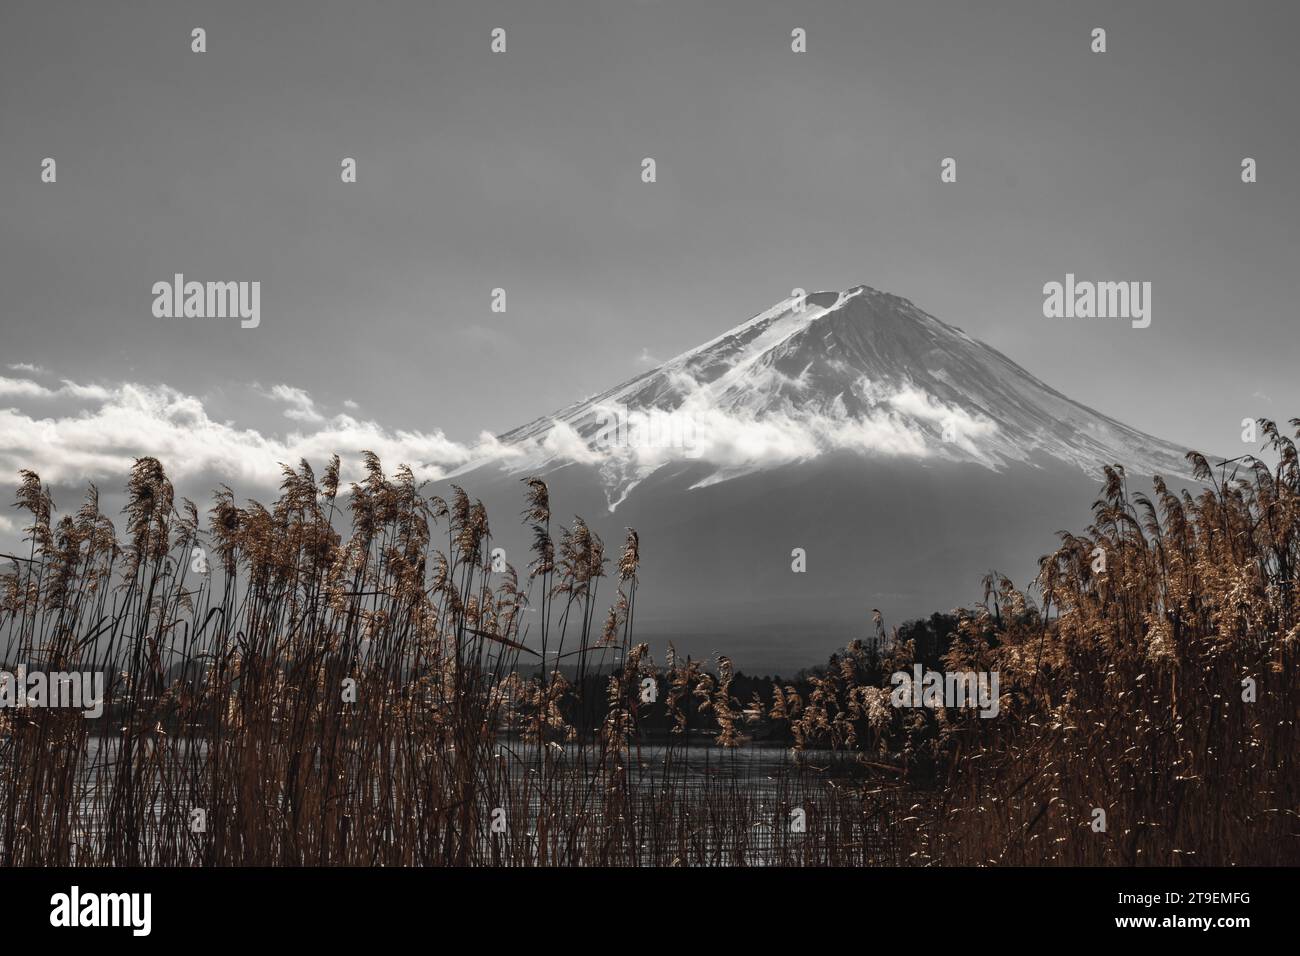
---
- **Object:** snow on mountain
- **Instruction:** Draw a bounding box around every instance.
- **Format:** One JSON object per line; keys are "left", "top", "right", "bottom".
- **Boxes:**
{"left": 468, "top": 285, "right": 1192, "bottom": 509}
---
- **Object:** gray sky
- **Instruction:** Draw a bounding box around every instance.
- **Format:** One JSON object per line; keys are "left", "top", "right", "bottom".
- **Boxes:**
{"left": 1, "top": 0, "right": 1297, "bottom": 513}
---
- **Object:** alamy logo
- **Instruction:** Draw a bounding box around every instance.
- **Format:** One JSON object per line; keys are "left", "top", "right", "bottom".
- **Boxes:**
{"left": 890, "top": 665, "right": 1000, "bottom": 718}
{"left": 50, "top": 886, "right": 151, "bottom": 936}
{"left": 0, "top": 666, "right": 103, "bottom": 717}
{"left": 151, "top": 273, "right": 261, "bottom": 328}
{"left": 1042, "top": 273, "right": 1150, "bottom": 328}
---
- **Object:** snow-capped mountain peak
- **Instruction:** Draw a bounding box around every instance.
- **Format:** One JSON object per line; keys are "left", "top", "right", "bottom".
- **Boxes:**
{"left": 474, "top": 285, "right": 1192, "bottom": 509}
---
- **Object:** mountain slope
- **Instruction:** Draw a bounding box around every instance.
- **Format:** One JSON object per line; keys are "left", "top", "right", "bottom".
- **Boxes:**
{"left": 485, "top": 286, "right": 1191, "bottom": 509}
{"left": 447, "top": 285, "right": 1200, "bottom": 671}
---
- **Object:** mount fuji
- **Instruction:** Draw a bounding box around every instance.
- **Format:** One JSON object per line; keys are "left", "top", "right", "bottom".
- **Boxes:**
{"left": 449, "top": 286, "right": 1197, "bottom": 672}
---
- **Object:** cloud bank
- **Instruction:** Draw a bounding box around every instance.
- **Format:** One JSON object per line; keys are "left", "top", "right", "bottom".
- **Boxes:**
{"left": 0, "top": 364, "right": 998, "bottom": 517}
{"left": 0, "top": 372, "right": 494, "bottom": 493}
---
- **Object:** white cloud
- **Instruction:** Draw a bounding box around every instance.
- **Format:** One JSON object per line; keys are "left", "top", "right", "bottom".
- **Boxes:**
{"left": 58, "top": 380, "right": 113, "bottom": 401}
{"left": 0, "top": 376, "right": 56, "bottom": 399}
{"left": 0, "top": 376, "right": 112, "bottom": 401}
{"left": 6, "top": 363, "right": 45, "bottom": 375}
{"left": 0, "top": 374, "right": 485, "bottom": 491}
{"left": 447, "top": 356, "right": 1006, "bottom": 507}
{"left": 266, "top": 384, "right": 325, "bottom": 423}
{"left": 0, "top": 362, "right": 1002, "bottom": 516}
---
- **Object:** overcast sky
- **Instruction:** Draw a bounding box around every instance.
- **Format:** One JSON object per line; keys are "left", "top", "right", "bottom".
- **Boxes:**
{"left": 1, "top": 0, "right": 1297, "bottom": 527}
